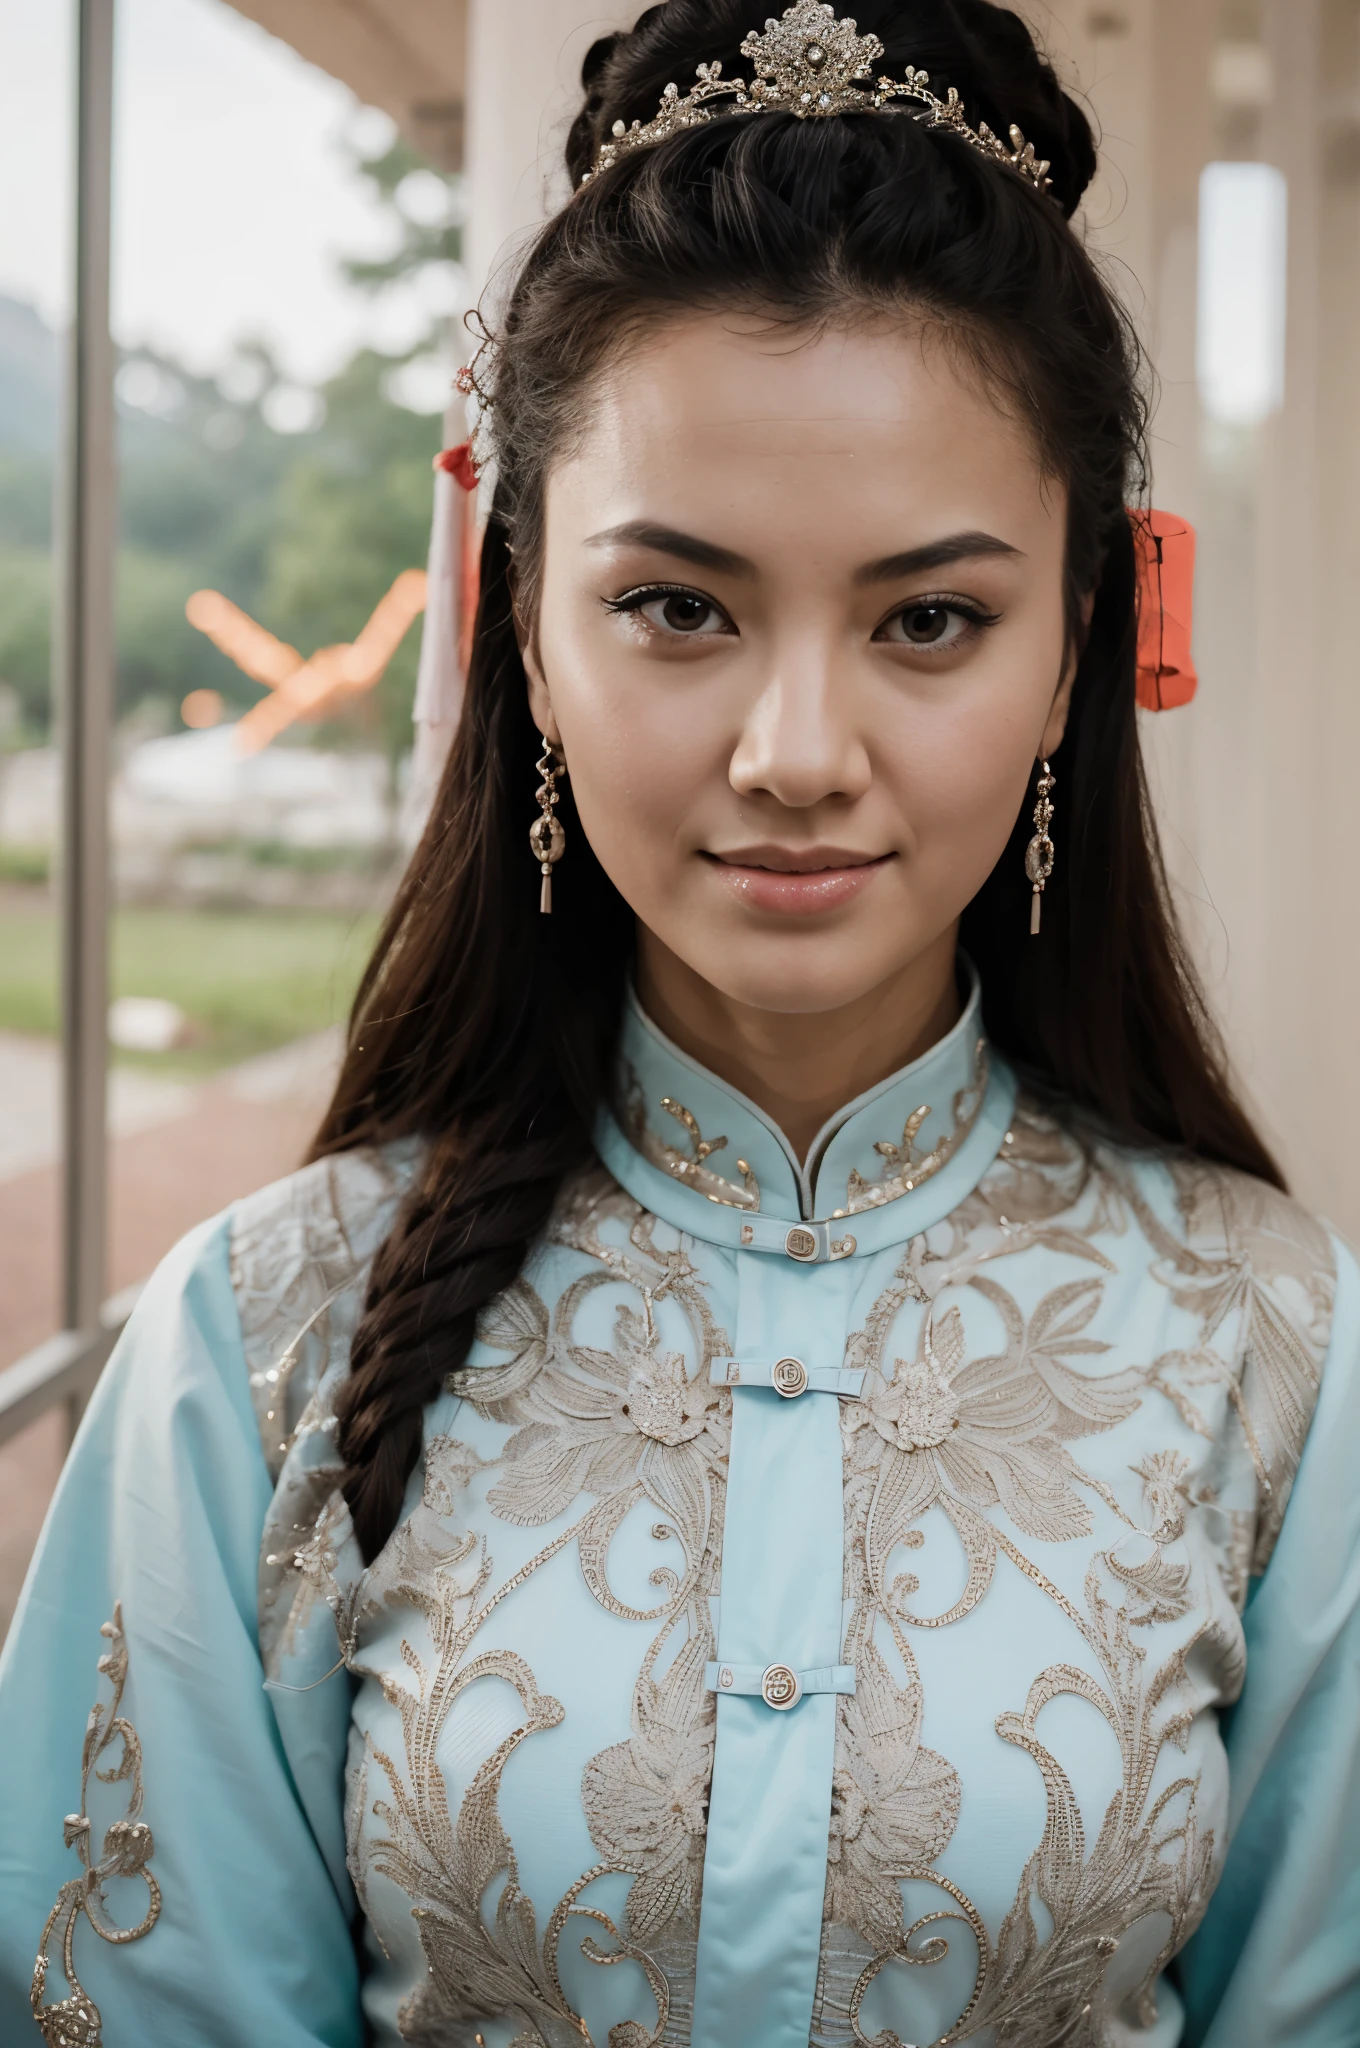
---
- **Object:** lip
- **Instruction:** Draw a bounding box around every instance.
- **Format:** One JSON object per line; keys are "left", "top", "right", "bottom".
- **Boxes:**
{"left": 704, "top": 846, "right": 894, "bottom": 915}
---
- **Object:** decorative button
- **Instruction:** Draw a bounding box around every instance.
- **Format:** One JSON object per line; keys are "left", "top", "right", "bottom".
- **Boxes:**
{"left": 785, "top": 1226, "right": 818, "bottom": 1262}
{"left": 719, "top": 1666, "right": 734, "bottom": 1688}
{"left": 772, "top": 1356, "right": 809, "bottom": 1398}
{"left": 761, "top": 1663, "right": 802, "bottom": 1710}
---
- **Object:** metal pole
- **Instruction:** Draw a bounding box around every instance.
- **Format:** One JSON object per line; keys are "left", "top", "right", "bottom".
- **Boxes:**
{"left": 57, "top": 0, "right": 116, "bottom": 1430}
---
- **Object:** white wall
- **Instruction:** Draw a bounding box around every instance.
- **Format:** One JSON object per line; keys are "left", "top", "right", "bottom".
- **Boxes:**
{"left": 1030, "top": 0, "right": 1360, "bottom": 1237}
{"left": 463, "top": 1, "right": 634, "bottom": 310}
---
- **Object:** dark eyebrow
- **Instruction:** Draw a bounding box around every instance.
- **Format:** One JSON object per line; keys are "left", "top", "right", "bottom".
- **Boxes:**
{"left": 584, "top": 521, "right": 756, "bottom": 578}
{"left": 855, "top": 532, "right": 1024, "bottom": 584}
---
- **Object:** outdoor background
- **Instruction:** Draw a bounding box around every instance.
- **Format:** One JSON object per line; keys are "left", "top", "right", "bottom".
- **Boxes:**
{"left": 0, "top": 0, "right": 465, "bottom": 1632}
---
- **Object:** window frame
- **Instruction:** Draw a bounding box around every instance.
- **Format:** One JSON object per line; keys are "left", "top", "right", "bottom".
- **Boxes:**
{"left": 0, "top": 0, "right": 127, "bottom": 1446}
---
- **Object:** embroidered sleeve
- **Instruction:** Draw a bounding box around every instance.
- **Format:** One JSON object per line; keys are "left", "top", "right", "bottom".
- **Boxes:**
{"left": 229, "top": 1144, "right": 419, "bottom": 1483}
{"left": 31, "top": 1605, "right": 161, "bottom": 2045}
{"left": 1169, "top": 1161, "right": 1336, "bottom": 1573}
{"left": 229, "top": 1145, "right": 420, "bottom": 1681}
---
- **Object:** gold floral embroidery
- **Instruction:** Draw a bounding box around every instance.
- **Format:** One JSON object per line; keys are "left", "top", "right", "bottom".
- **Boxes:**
{"left": 810, "top": 1102, "right": 1332, "bottom": 2047}
{"left": 620, "top": 1066, "right": 760, "bottom": 1210}
{"left": 838, "top": 1039, "right": 989, "bottom": 1216}
{"left": 231, "top": 1145, "right": 417, "bottom": 1478}
{"left": 343, "top": 1176, "right": 730, "bottom": 2044}
{"left": 230, "top": 1107, "right": 1334, "bottom": 2047}
{"left": 954, "top": 1534, "right": 1222, "bottom": 2047}
{"left": 476, "top": 1279, "right": 725, "bottom": 1585}
{"left": 824, "top": 1627, "right": 960, "bottom": 1952}
{"left": 843, "top": 1262, "right": 1143, "bottom": 1634}
{"left": 32, "top": 1605, "right": 162, "bottom": 2047}
{"left": 232, "top": 1144, "right": 420, "bottom": 1681}
{"left": 1124, "top": 1159, "right": 1334, "bottom": 1571}
{"left": 582, "top": 1624, "right": 715, "bottom": 1944}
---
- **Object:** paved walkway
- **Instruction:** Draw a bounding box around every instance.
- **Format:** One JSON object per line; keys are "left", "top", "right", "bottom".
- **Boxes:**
{"left": 0, "top": 1030, "right": 344, "bottom": 1639}
{"left": 0, "top": 1032, "right": 196, "bottom": 1183}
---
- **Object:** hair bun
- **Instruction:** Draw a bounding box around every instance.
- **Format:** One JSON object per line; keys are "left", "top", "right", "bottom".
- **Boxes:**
{"left": 569, "top": 0, "right": 1097, "bottom": 218}
{"left": 902, "top": 1, "right": 1097, "bottom": 217}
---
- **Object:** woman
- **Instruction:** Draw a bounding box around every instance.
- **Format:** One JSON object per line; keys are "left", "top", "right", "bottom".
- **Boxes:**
{"left": 2, "top": 3, "right": 1357, "bottom": 2043}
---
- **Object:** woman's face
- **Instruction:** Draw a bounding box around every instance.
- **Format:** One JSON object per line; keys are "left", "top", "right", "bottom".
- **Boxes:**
{"left": 524, "top": 314, "right": 1076, "bottom": 1019}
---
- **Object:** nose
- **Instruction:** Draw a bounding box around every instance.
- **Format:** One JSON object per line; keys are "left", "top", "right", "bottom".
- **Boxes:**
{"left": 728, "top": 640, "right": 872, "bottom": 810}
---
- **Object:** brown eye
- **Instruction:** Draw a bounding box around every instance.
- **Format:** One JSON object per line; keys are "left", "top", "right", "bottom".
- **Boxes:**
{"left": 877, "top": 601, "right": 978, "bottom": 651}
{"left": 902, "top": 606, "right": 951, "bottom": 644}
{"left": 616, "top": 587, "right": 733, "bottom": 637}
{"left": 661, "top": 593, "right": 715, "bottom": 632}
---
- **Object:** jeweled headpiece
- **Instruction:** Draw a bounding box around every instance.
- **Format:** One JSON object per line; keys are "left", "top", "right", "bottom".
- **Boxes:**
{"left": 583, "top": 2, "right": 1054, "bottom": 197}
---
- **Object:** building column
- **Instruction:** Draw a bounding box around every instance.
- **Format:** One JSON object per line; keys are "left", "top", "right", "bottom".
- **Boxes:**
{"left": 463, "top": 1, "right": 634, "bottom": 310}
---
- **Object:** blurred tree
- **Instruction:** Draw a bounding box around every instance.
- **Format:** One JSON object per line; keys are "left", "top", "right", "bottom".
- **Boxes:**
{"left": 0, "top": 449, "right": 56, "bottom": 737}
{"left": 0, "top": 550, "right": 51, "bottom": 739}
{"left": 340, "top": 134, "right": 462, "bottom": 291}
{"left": 0, "top": 122, "right": 461, "bottom": 759}
{"left": 261, "top": 348, "right": 440, "bottom": 760}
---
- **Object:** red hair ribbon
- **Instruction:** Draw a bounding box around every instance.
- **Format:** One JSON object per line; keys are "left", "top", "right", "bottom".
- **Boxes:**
{"left": 1131, "top": 509, "right": 1197, "bottom": 710}
{"left": 435, "top": 441, "right": 480, "bottom": 493}
{"left": 427, "top": 443, "right": 483, "bottom": 672}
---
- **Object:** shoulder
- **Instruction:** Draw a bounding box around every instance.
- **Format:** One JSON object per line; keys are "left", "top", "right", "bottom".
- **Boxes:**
{"left": 228, "top": 1140, "right": 422, "bottom": 1480}
{"left": 1006, "top": 1094, "right": 1337, "bottom": 1313}
{"left": 1103, "top": 1132, "right": 1338, "bottom": 1570}
{"left": 1113, "top": 1140, "right": 1337, "bottom": 1349}
{"left": 992, "top": 1098, "right": 1340, "bottom": 1573}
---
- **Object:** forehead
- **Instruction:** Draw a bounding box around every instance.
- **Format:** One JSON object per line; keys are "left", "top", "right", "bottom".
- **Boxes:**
{"left": 546, "top": 312, "right": 1057, "bottom": 550}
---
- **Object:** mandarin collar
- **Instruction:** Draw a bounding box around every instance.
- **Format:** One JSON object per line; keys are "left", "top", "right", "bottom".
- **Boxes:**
{"left": 594, "top": 971, "right": 1016, "bottom": 1264}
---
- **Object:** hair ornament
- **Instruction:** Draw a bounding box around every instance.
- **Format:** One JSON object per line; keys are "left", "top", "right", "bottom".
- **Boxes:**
{"left": 1131, "top": 509, "right": 1197, "bottom": 710}
{"left": 434, "top": 441, "right": 479, "bottom": 493}
{"left": 453, "top": 354, "right": 497, "bottom": 484}
{"left": 583, "top": 2, "right": 1054, "bottom": 196}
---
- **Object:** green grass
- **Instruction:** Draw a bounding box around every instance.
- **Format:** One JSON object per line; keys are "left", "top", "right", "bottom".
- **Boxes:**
{"left": 0, "top": 844, "right": 50, "bottom": 884}
{"left": 0, "top": 900, "right": 381, "bottom": 1075}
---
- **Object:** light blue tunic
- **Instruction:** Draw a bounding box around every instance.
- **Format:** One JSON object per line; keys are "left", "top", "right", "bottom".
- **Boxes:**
{"left": 2, "top": 981, "right": 1358, "bottom": 2046}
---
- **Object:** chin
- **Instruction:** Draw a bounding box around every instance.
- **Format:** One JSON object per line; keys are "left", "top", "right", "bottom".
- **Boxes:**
{"left": 676, "top": 933, "right": 909, "bottom": 1018}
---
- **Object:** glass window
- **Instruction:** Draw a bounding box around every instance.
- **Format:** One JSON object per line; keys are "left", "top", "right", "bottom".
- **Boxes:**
{"left": 103, "top": 0, "right": 460, "bottom": 1303}
{"left": 0, "top": 0, "right": 463, "bottom": 1638}
{"left": 0, "top": 0, "right": 74, "bottom": 1638}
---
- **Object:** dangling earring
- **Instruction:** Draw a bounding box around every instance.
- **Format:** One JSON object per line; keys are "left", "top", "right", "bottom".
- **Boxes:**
{"left": 529, "top": 739, "right": 566, "bottom": 914}
{"left": 1025, "top": 759, "right": 1056, "bottom": 936}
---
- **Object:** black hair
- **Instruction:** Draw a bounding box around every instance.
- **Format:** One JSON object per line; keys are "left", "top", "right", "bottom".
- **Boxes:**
{"left": 313, "top": 1, "right": 1283, "bottom": 1563}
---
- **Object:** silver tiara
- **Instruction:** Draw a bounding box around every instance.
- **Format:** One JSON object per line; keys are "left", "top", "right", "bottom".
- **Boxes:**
{"left": 583, "top": 2, "right": 1054, "bottom": 197}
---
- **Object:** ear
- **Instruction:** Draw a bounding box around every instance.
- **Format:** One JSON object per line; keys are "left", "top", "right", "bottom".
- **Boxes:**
{"left": 1041, "top": 586, "right": 1096, "bottom": 758}
{"left": 520, "top": 632, "right": 563, "bottom": 752}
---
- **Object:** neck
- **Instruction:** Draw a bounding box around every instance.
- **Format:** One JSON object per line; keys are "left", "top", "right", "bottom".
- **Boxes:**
{"left": 634, "top": 926, "right": 963, "bottom": 1162}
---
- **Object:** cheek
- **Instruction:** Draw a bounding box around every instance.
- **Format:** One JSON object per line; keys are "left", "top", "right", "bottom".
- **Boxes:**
{"left": 537, "top": 618, "right": 730, "bottom": 884}
{"left": 881, "top": 672, "right": 1046, "bottom": 892}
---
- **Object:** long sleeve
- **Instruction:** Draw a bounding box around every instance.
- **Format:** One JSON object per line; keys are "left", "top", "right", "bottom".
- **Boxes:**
{"left": 1175, "top": 1233, "right": 1360, "bottom": 2046}
{"left": 0, "top": 1213, "right": 362, "bottom": 2048}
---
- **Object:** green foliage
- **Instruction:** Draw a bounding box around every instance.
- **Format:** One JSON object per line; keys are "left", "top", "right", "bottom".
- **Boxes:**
{"left": 0, "top": 453, "right": 52, "bottom": 548}
{"left": 341, "top": 136, "right": 463, "bottom": 291}
{"left": 115, "top": 546, "right": 228, "bottom": 711}
{"left": 0, "top": 550, "right": 53, "bottom": 730}
{"left": 0, "top": 128, "right": 463, "bottom": 756}
{"left": 261, "top": 349, "right": 438, "bottom": 755}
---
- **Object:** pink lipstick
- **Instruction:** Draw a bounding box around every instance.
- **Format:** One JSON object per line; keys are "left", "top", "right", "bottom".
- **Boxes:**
{"left": 705, "top": 847, "right": 893, "bottom": 915}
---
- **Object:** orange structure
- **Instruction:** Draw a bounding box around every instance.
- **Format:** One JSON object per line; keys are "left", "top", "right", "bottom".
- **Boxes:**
{"left": 184, "top": 570, "right": 428, "bottom": 753}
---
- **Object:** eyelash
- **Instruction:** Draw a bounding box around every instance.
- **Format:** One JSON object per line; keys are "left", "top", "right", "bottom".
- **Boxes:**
{"left": 602, "top": 583, "right": 730, "bottom": 620}
{"left": 876, "top": 593, "right": 1003, "bottom": 647}
{"left": 602, "top": 583, "right": 1004, "bottom": 646}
